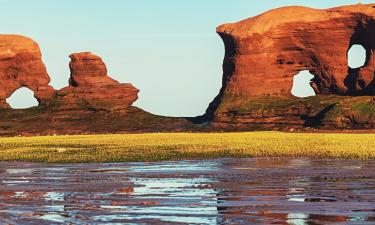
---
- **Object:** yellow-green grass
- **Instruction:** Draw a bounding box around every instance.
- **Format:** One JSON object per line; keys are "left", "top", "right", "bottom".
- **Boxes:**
{"left": 0, "top": 132, "right": 375, "bottom": 163}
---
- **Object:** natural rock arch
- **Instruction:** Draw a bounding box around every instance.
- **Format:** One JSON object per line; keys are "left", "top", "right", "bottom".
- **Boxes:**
{"left": 348, "top": 44, "right": 366, "bottom": 69}
{"left": 6, "top": 87, "right": 39, "bottom": 109}
{"left": 291, "top": 71, "right": 316, "bottom": 98}
{"left": 0, "top": 35, "right": 55, "bottom": 108}
{"left": 343, "top": 19, "right": 375, "bottom": 95}
{"left": 204, "top": 4, "right": 375, "bottom": 121}
{"left": 0, "top": 36, "right": 139, "bottom": 111}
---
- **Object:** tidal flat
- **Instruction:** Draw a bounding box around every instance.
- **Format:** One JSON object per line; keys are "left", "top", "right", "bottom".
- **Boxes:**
{"left": 0, "top": 159, "right": 374, "bottom": 224}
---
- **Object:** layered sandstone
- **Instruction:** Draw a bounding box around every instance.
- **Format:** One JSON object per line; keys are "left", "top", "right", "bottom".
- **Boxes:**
{"left": 206, "top": 3, "right": 375, "bottom": 125}
{"left": 0, "top": 35, "right": 55, "bottom": 108}
{"left": 56, "top": 52, "right": 139, "bottom": 111}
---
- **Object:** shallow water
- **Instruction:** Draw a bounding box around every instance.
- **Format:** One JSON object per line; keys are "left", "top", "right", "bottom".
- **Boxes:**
{"left": 0, "top": 159, "right": 375, "bottom": 224}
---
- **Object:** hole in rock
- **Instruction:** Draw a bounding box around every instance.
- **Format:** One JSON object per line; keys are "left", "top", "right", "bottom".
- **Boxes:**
{"left": 6, "top": 87, "right": 39, "bottom": 109}
{"left": 291, "top": 70, "right": 316, "bottom": 98}
{"left": 348, "top": 44, "right": 366, "bottom": 69}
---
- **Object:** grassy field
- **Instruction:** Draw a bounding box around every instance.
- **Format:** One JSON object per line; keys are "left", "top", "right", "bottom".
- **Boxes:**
{"left": 0, "top": 132, "right": 375, "bottom": 163}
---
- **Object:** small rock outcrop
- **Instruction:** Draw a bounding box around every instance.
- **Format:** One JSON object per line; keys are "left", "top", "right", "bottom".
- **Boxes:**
{"left": 56, "top": 52, "right": 139, "bottom": 111}
{"left": 0, "top": 35, "right": 55, "bottom": 108}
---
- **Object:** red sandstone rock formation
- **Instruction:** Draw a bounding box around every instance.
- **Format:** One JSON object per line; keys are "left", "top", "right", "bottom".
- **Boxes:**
{"left": 56, "top": 52, "right": 139, "bottom": 111}
{"left": 3, "top": 3, "right": 375, "bottom": 135}
{"left": 0, "top": 36, "right": 138, "bottom": 112}
{"left": 206, "top": 3, "right": 375, "bottom": 121}
{"left": 0, "top": 35, "right": 55, "bottom": 108}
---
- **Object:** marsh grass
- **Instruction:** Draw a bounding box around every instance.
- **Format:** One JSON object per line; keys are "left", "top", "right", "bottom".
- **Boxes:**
{"left": 0, "top": 132, "right": 375, "bottom": 163}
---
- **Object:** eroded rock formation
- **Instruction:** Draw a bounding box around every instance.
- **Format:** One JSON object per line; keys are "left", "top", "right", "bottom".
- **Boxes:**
{"left": 56, "top": 52, "right": 139, "bottom": 111}
{"left": 0, "top": 35, "right": 195, "bottom": 136}
{"left": 3, "top": 3, "right": 375, "bottom": 135}
{"left": 0, "top": 35, "right": 55, "bottom": 108}
{"left": 216, "top": 4, "right": 375, "bottom": 97}
{"left": 206, "top": 3, "right": 375, "bottom": 129}
{"left": 0, "top": 36, "right": 138, "bottom": 112}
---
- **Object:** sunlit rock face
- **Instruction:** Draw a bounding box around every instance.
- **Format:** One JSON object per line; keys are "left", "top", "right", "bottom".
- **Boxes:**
{"left": 0, "top": 35, "right": 55, "bottom": 108}
{"left": 214, "top": 4, "right": 375, "bottom": 98}
{"left": 0, "top": 36, "right": 139, "bottom": 112}
{"left": 56, "top": 52, "right": 139, "bottom": 111}
{"left": 3, "top": 4, "right": 375, "bottom": 135}
{"left": 0, "top": 36, "right": 193, "bottom": 136}
{"left": 205, "top": 4, "right": 375, "bottom": 128}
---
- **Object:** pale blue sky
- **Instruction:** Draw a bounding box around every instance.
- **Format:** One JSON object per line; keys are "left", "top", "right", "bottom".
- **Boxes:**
{"left": 1, "top": 0, "right": 371, "bottom": 115}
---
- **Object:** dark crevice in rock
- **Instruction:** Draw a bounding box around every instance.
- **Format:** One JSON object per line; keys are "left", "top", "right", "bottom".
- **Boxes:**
{"left": 303, "top": 103, "right": 337, "bottom": 127}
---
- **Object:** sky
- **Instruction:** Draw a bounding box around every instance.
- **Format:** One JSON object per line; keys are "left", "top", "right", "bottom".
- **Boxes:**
{"left": 1, "top": 0, "right": 372, "bottom": 116}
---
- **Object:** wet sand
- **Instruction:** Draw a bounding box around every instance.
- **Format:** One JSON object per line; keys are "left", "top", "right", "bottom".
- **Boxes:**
{"left": 0, "top": 159, "right": 375, "bottom": 224}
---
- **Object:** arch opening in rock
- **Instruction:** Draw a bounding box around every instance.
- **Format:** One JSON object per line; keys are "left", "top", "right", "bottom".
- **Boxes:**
{"left": 347, "top": 44, "right": 367, "bottom": 69}
{"left": 291, "top": 70, "right": 316, "bottom": 98}
{"left": 6, "top": 87, "right": 39, "bottom": 109}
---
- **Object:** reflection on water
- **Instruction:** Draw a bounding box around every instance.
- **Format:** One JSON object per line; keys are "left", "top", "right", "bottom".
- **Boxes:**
{"left": 0, "top": 159, "right": 375, "bottom": 224}
{"left": 44, "top": 192, "right": 65, "bottom": 202}
{"left": 287, "top": 213, "right": 309, "bottom": 225}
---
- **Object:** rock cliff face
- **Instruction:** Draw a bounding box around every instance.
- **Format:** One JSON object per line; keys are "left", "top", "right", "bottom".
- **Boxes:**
{"left": 56, "top": 52, "right": 139, "bottom": 111}
{"left": 0, "top": 35, "right": 55, "bottom": 108}
{"left": 206, "top": 3, "right": 375, "bottom": 129}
